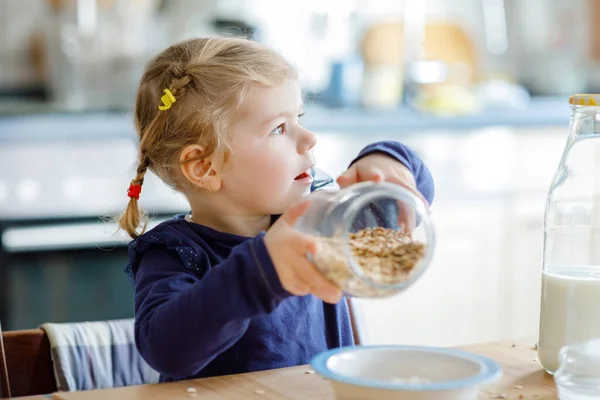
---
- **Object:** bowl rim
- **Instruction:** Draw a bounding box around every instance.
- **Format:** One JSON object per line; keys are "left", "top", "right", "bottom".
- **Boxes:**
{"left": 310, "top": 345, "right": 503, "bottom": 391}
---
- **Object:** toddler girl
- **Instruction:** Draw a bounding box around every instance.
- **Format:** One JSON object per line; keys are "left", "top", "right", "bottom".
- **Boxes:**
{"left": 120, "top": 36, "right": 435, "bottom": 382}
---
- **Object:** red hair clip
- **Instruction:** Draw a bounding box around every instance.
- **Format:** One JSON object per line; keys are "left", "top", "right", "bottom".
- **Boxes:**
{"left": 127, "top": 182, "right": 142, "bottom": 200}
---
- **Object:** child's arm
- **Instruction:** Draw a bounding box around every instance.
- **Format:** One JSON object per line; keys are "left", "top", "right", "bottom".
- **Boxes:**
{"left": 311, "top": 141, "right": 434, "bottom": 205}
{"left": 133, "top": 234, "right": 288, "bottom": 378}
{"left": 337, "top": 141, "right": 435, "bottom": 231}
{"left": 345, "top": 141, "right": 435, "bottom": 205}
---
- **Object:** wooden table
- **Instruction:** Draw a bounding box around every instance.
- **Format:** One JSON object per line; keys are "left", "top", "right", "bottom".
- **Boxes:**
{"left": 46, "top": 342, "right": 556, "bottom": 400}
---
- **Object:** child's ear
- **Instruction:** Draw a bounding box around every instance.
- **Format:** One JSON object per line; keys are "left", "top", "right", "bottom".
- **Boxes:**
{"left": 179, "top": 145, "right": 222, "bottom": 192}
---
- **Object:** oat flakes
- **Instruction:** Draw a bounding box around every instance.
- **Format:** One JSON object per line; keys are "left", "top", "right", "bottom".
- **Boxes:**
{"left": 313, "top": 227, "right": 426, "bottom": 297}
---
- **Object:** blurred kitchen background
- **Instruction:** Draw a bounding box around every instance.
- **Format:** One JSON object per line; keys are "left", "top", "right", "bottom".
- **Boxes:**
{"left": 1, "top": 0, "right": 600, "bottom": 348}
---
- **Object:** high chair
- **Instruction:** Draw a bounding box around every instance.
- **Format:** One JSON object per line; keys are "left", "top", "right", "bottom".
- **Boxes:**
{"left": 0, "top": 304, "right": 363, "bottom": 398}
{"left": 0, "top": 327, "right": 56, "bottom": 398}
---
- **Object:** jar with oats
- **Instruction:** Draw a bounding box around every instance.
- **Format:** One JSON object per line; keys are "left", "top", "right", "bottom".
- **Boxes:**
{"left": 295, "top": 181, "right": 435, "bottom": 298}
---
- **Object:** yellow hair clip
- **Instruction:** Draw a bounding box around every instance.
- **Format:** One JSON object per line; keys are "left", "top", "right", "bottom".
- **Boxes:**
{"left": 158, "top": 88, "right": 176, "bottom": 111}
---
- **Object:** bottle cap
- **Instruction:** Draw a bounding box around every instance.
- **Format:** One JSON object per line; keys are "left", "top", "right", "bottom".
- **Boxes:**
{"left": 569, "top": 94, "right": 600, "bottom": 106}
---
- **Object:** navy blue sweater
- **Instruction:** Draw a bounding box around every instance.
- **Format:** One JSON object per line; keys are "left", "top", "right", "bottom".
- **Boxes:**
{"left": 126, "top": 141, "right": 435, "bottom": 381}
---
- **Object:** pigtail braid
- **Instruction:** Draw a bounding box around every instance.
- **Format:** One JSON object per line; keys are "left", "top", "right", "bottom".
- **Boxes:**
{"left": 170, "top": 75, "right": 192, "bottom": 97}
{"left": 119, "top": 153, "right": 150, "bottom": 239}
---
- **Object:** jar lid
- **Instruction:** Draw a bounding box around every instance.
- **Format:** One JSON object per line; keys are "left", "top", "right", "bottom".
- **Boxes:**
{"left": 569, "top": 94, "right": 600, "bottom": 106}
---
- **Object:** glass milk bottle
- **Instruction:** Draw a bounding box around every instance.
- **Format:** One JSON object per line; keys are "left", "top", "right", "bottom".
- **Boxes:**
{"left": 538, "top": 94, "right": 600, "bottom": 374}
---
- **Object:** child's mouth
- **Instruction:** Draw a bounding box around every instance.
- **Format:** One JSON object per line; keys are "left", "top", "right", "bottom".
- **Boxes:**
{"left": 294, "top": 171, "right": 311, "bottom": 181}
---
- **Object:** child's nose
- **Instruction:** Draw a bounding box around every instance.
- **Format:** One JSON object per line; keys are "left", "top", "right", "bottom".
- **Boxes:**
{"left": 298, "top": 128, "right": 317, "bottom": 154}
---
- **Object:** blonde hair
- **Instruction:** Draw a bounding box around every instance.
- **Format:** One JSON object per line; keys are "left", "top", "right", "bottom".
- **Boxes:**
{"left": 119, "top": 37, "right": 297, "bottom": 238}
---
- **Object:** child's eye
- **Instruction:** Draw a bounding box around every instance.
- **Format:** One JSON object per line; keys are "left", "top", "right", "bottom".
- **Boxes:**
{"left": 270, "top": 124, "right": 285, "bottom": 136}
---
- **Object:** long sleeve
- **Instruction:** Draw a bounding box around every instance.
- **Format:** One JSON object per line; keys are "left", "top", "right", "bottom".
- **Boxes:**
{"left": 132, "top": 233, "right": 291, "bottom": 378}
{"left": 351, "top": 141, "right": 435, "bottom": 205}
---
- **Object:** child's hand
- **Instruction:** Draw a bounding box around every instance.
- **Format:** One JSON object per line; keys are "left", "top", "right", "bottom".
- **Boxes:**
{"left": 337, "top": 153, "right": 428, "bottom": 231}
{"left": 337, "top": 154, "right": 426, "bottom": 202}
{"left": 264, "top": 201, "right": 342, "bottom": 304}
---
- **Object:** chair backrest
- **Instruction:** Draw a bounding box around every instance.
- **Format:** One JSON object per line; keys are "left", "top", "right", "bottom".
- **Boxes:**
{"left": 0, "top": 328, "right": 57, "bottom": 398}
{"left": 0, "top": 325, "right": 10, "bottom": 399}
{"left": 346, "top": 298, "right": 364, "bottom": 345}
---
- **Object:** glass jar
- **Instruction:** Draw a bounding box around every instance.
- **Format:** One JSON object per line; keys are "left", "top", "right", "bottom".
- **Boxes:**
{"left": 538, "top": 94, "right": 600, "bottom": 374}
{"left": 554, "top": 339, "right": 600, "bottom": 399}
{"left": 295, "top": 181, "right": 435, "bottom": 298}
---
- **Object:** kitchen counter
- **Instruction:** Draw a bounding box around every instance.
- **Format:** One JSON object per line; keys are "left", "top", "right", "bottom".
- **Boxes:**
{"left": 0, "top": 97, "right": 568, "bottom": 140}
{"left": 303, "top": 97, "right": 568, "bottom": 133}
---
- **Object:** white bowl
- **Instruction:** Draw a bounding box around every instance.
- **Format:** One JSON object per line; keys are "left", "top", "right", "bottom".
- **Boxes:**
{"left": 311, "top": 345, "right": 502, "bottom": 400}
